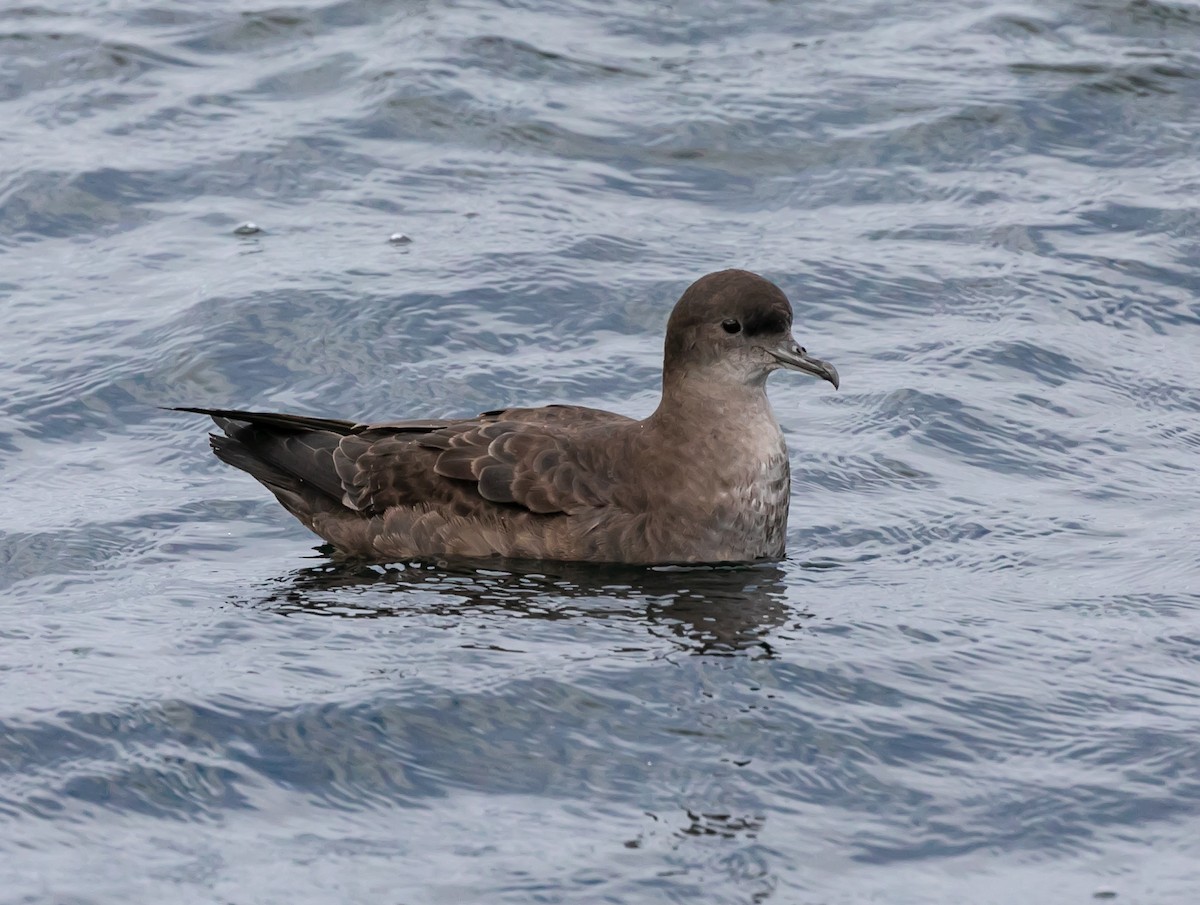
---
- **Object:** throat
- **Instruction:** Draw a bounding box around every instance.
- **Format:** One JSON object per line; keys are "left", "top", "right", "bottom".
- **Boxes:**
{"left": 645, "top": 376, "right": 787, "bottom": 486}
{"left": 650, "top": 375, "right": 778, "bottom": 438}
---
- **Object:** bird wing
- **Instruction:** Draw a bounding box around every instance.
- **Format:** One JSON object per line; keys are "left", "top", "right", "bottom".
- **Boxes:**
{"left": 185, "top": 404, "right": 635, "bottom": 519}
{"left": 333, "top": 406, "right": 635, "bottom": 517}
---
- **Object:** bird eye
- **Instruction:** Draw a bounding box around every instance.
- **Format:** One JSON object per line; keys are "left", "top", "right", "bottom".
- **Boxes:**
{"left": 721, "top": 319, "right": 742, "bottom": 334}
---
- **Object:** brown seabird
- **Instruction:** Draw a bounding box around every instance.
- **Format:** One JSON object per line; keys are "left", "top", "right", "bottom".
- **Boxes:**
{"left": 177, "top": 269, "right": 838, "bottom": 564}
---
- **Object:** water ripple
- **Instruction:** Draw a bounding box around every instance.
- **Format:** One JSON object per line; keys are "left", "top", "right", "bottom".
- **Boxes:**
{"left": 3, "top": 0, "right": 1200, "bottom": 901}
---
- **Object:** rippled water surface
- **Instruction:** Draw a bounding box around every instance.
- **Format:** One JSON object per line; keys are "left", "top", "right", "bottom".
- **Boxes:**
{"left": 3, "top": 0, "right": 1200, "bottom": 901}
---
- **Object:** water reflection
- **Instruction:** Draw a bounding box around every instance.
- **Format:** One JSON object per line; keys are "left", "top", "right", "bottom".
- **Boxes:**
{"left": 235, "top": 555, "right": 800, "bottom": 656}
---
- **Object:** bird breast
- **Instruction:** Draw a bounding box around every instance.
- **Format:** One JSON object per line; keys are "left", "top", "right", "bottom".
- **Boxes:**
{"left": 675, "top": 415, "right": 791, "bottom": 561}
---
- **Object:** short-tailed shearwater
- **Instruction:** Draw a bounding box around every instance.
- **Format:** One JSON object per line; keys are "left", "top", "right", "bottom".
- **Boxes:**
{"left": 177, "top": 269, "right": 838, "bottom": 564}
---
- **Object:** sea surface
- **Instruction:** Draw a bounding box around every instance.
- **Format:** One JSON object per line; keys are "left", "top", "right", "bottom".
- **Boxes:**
{"left": 2, "top": 0, "right": 1199, "bottom": 902}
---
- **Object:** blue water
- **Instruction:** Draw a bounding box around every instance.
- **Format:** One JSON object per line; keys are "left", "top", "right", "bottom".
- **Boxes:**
{"left": 3, "top": 0, "right": 1199, "bottom": 901}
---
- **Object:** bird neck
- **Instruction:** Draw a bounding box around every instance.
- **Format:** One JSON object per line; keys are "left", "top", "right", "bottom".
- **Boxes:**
{"left": 647, "top": 372, "right": 777, "bottom": 439}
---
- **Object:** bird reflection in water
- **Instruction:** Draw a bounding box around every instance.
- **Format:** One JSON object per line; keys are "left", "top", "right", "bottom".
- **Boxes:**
{"left": 233, "top": 553, "right": 808, "bottom": 657}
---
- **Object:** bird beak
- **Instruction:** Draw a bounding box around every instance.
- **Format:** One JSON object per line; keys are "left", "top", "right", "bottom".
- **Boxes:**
{"left": 767, "top": 340, "right": 840, "bottom": 389}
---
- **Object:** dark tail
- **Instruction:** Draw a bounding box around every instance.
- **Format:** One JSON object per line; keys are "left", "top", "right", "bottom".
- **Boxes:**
{"left": 171, "top": 406, "right": 358, "bottom": 435}
{"left": 174, "top": 407, "right": 359, "bottom": 526}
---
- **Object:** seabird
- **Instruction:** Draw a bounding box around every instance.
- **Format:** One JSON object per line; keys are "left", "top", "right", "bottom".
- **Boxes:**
{"left": 177, "top": 269, "right": 838, "bottom": 564}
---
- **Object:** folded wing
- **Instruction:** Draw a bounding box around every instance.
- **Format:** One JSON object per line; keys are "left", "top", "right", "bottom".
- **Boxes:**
{"left": 180, "top": 405, "right": 633, "bottom": 522}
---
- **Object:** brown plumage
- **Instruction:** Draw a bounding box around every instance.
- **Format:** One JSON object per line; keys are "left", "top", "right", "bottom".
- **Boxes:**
{"left": 177, "top": 269, "right": 838, "bottom": 564}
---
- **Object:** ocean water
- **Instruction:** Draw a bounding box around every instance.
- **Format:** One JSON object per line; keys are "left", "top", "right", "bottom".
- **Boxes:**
{"left": 2, "top": 0, "right": 1199, "bottom": 902}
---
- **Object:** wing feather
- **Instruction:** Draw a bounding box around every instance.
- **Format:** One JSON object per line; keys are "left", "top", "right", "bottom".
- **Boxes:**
{"left": 328, "top": 414, "right": 628, "bottom": 517}
{"left": 200, "top": 404, "right": 637, "bottom": 519}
